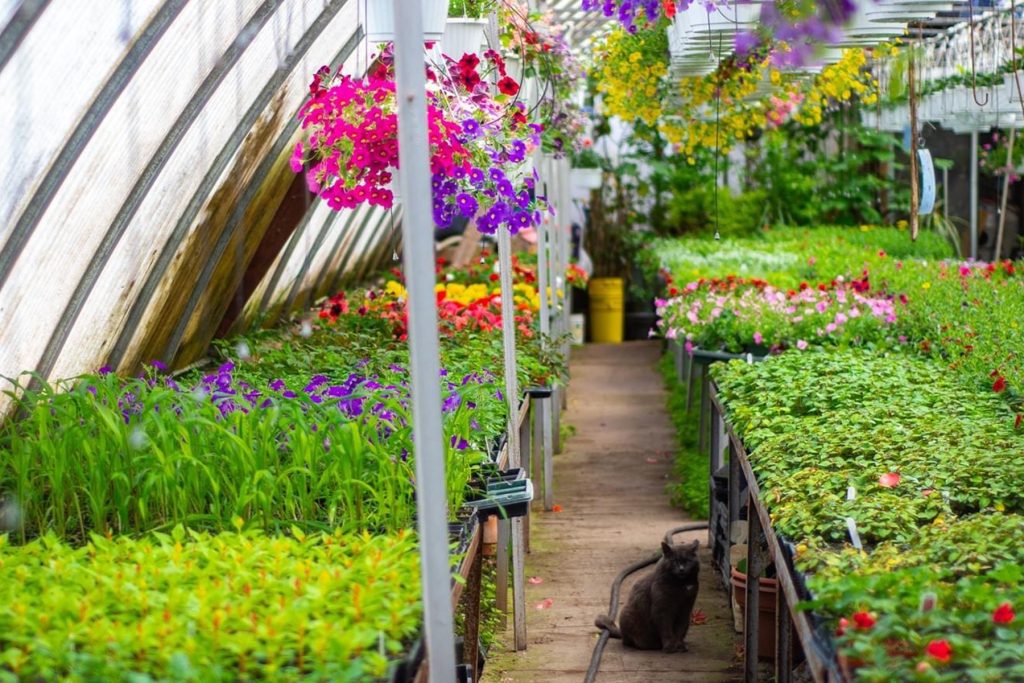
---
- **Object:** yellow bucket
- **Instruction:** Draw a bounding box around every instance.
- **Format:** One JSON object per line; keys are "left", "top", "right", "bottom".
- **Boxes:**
{"left": 588, "top": 277, "right": 624, "bottom": 343}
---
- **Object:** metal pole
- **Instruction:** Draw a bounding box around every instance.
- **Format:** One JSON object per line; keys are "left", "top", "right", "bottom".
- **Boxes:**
{"left": 392, "top": 3, "right": 457, "bottom": 680}
{"left": 498, "top": 228, "right": 520, "bottom": 468}
{"left": 971, "top": 129, "right": 980, "bottom": 259}
{"left": 498, "top": 227, "right": 528, "bottom": 651}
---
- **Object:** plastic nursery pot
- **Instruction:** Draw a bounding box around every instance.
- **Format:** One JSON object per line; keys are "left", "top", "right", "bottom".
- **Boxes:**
{"left": 588, "top": 277, "right": 624, "bottom": 344}
{"left": 731, "top": 567, "right": 791, "bottom": 661}
{"left": 465, "top": 467, "right": 533, "bottom": 522}
{"left": 441, "top": 17, "right": 487, "bottom": 61}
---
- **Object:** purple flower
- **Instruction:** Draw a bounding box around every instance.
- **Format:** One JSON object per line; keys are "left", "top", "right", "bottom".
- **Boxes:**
{"left": 218, "top": 361, "right": 235, "bottom": 374}
{"left": 488, "top": 167, "right": 507, "bottom": 183}
{"left": 98, "top": 366, "right": 113, "bottom": 376}
{"left": 496, "top": 179, "right": 515, "bottom": 198}
{"left": 442, "top": 393, "right": 462, "bottom": 413}
{"left": 269, "top": 379, "right": 285, "bottom": 391}
{"left": 450, "top": 435, "right": 470, "bottom": 450}
{"left": 283, "top": 390, "right": 298, "bottom": 399}
{"left": 462, "top": 119, "right": 482, "bottom": 138}
{"left": 150, "top": 360, "right": 168, "bottom": 372}
{"left": 469, "top": 167, "right": 486, "bottom": 186}
{"left": 456, "top": 193, "right": 479, "bottom": 217}
{"left": 510, "top": 211, "right": 532, "bottom": 233}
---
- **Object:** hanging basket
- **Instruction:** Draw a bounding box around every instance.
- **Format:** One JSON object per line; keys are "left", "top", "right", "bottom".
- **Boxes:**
{"left": 441, "top": 18, "right": 487, "bottom": 60}
{"left": 364, "top": 0, "right": 446, "bottom": 42}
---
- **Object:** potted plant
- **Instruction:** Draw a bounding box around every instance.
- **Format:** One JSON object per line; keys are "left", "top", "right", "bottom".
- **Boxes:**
{"left": 364, "top": 0, "right": 447, "bottom": 43}
{"left": 442, "top": 0, "right": 495, "bottom": 61}
{"left": 570, "top": 145, "right": 604, "bottom": 190}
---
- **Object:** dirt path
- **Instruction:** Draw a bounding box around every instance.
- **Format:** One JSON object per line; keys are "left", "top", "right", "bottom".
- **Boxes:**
{"left": 481, "top": 342, "right": 742, "bottom": 683}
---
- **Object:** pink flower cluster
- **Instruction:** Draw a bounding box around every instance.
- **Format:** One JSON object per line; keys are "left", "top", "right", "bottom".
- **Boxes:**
{"left": 292, "top": 65, "right": 468, "bottom": 211}
{"left": 291, "top": 51, "right": 550, "bottom": 235}
{"left": 657, "top": 278, "right": 901, "bottom": 352}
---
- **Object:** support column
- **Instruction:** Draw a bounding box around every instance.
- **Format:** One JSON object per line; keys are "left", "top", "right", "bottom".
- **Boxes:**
{"left": 971, "top": 129, "right": 979, "bottom": 259}
{"left": 392, "top": 2, "right": 456, "bottom": 679}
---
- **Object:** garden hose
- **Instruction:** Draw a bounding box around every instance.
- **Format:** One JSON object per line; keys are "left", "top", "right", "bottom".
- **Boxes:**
{"left": 585, "top": 523, "right": 710, "bottom": 683}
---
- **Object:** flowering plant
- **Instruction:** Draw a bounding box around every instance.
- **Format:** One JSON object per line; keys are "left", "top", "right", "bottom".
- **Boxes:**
{"left": 291, "top": 62, "right": 467, "bottom": 210}
{"left": 581, "top": 0, "right": 676, "bottom": 34}
{"left": 590, "top": 18, "right": 668, "bottom": 127}
{"left": 292, "top": 49, "right": 548, "bottom": 235}
{"left": 657, "top": 275, "right": 902, "bottom": 353}
{"left": 979, "top": 130, "right": 1024, "bottom": 183}
{"left": 501, "top": 1, "right": 589, "bottom": 155}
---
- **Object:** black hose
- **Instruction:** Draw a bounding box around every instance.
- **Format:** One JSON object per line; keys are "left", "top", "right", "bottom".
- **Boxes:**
{"left": 584, "top": 523, "right": 710, "bottom": 683}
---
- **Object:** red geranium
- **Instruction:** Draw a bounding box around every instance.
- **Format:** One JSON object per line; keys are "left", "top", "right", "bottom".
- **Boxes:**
{"left": 852, "top": 611, "right": 876, "bottom": 630}
{"left": 497, "top": 76, "right": 520, "bottom": 96}
{"left": 993, "top": 602, "right": 1015, "bottom": 624}
{"left": 925, "top": 639, "right": 952, "bottom": 663}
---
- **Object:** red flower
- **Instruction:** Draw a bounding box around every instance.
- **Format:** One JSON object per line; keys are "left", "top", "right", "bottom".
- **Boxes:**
{"left": 661, "top": 0, "right": 677, "bottom": 18}
{"left": 497, "top": 76, "right": 520, "bottom": 96}
{"left": 993, "top": 602, "right": 1015, "bottom": 624}
{"left": 1016, "top": 414, "right": 1023, "bottom": 430}
{"left": 852, "top": 611, "right": 876, "bottom": 630}
{"left": 489, "top": 273, "right": 500, "bottom": 282}
{"left": 925, "top": 639, "right": 952, "bottom": 663}
{"left": 836, "top": 617, "right": 849, "bottom": 636}
{"left": 878, "top": 472, "right": 901, "bottom": 488}
{"left": 993, "top": 375, "right": 1007, "bottom": 393}
{"left": 458, "top": 53, "right": 480, "bottom": 70}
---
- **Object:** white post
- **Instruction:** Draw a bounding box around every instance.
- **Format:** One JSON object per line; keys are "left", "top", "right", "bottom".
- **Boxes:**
{"left": 392, "top": 3, "right": 457, "bottom": 680}
{"left": 971, "top": 129, "right": 979, "bottom": 260}
{"left": 498, "top": 227, "right": 529, "bottom": 651}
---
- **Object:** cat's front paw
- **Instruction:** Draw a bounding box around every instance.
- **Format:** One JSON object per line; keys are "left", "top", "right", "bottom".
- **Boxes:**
{"left": 662, "top": 642, "right": 688, "bottom": 654}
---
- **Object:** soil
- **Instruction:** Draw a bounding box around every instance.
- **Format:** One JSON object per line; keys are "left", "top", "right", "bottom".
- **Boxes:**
{"left": 480, "top": 342, "right": 742, "bottom": 683}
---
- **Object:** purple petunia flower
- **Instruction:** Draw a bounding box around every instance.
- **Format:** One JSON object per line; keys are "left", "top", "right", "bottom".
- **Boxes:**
{"left": 462, "top": 119, "right": 482, "bottom": 138}
{"left": 469, "top": 167, "right": 486, "bottom": 186}
{"left": 269, "top": 378, "right": 285, "bottom": 391}
{"left": 456, "top": 193, "right": 479, "bottom": 217}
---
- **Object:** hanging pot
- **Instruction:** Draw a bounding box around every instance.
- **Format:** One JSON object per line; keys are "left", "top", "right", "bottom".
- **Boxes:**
{"left": 364, "top": 0, "right": 447, "bottom": 43}
{"left": 442, "top": 18, "right": 488, "bottom": 61}
{"left": 570, "top": 168, "right": 602, "bottom": 190}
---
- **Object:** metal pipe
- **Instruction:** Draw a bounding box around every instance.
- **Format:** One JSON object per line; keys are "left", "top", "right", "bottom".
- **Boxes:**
{"left": 497, "top": 228, "right": 521, "bottom": 467}
{"left": 391, "top": 2, "right": 457, "bottom": 680}
{"left": 971, "top": 129, "right": 980, "bottom": 259}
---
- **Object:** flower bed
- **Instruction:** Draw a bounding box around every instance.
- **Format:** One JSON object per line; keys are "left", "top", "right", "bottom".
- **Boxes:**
{"left": 713, "top": 350, "right": 1024, "bottom": 680}
{"left": 652, "top": 226, "right": 1024, "bottom": 416}
{"left": 0, "top": 529, "right": 425, "bottom": 682}
{"left": 1, "top": 248, "right": 566, "bottom": 679}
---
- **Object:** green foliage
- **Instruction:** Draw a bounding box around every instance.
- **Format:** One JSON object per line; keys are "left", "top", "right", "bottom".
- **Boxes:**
{"left": 656, "top": 353, "right": 708, "bottom": 519}
{"left": 447, "top": 0, "right": 496, "bottom": 18}
{"left": 663, "top": 185, "right": 768, "bottom": 238}
{"left": 0, "top": 529, "right": 424, "bottom": 682}
{"left": 713, "top": 350, "right": 1024, "bottom": 678}
{"left": 749, "top": 121, "right": 908, "bottom": 226}
{"left": 650, "top": 225, "right": 952, "bottom": 288}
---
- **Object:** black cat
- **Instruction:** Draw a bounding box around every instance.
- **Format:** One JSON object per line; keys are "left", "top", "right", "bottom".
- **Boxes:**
{"left": 595, "top": 539, "right": 700, "bottom": 653}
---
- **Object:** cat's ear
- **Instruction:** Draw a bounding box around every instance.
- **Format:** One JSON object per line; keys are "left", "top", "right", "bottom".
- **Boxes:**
{"left": 661, "top": 541, "right": 672, "bottom": 557}
{"left": 688, "top": 540, "right": 699, "bottom": 553}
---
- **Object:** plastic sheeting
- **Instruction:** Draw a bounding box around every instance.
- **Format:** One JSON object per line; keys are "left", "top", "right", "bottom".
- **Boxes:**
{"left": 0, "top": 0, "right": 397, "bottom": 412}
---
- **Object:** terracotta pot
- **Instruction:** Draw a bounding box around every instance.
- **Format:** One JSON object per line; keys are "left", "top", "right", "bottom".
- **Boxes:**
{"left": 731, "top": 568, "right": 782, "bottom": 660}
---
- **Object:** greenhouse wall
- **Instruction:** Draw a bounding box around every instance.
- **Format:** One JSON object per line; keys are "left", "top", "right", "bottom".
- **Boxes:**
{"left": 0, "top": 0, "right": 393, "bottom": 411}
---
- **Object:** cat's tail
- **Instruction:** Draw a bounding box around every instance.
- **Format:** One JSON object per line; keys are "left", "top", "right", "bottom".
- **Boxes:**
{"left": 594, "top": 614, "right": 621, "bottom": 639}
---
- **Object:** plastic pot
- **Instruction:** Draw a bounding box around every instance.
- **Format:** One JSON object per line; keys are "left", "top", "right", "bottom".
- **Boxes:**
{"left": 442, "top": 18, "right": 487, "bottom": 60}
{"left": 364, "top": 0, "right": 446, "bottom": 42}
{"left": 731, "top": 567, "right": 782, "bottom": 660}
